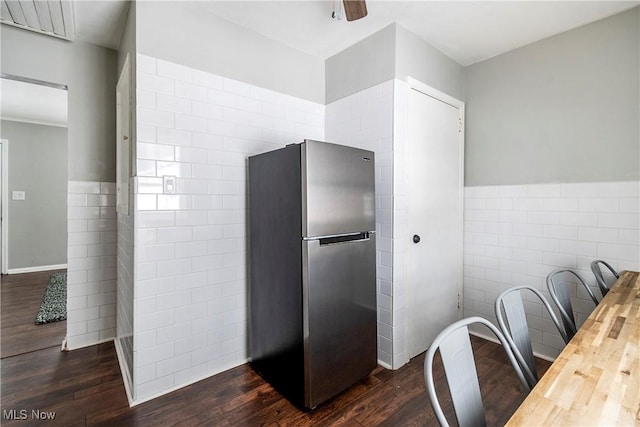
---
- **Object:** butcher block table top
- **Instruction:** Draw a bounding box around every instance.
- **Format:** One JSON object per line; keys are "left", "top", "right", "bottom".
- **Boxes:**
{"left": 506, "top": 270, "right": 640, "bottom": 426}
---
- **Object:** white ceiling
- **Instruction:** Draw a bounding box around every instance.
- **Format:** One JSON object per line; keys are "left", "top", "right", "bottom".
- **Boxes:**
{"left": 4, "top": 1, "right": 639, "bottom": 64}
{"left": 73, "top": 0, "right": 130, "bottom": 48}
{"left": 0, "top": 0, "right": 75, "bottom": 40}
{"left": 41, "top": 0, "right": 637, "bottom": 66}
{"left": 0, "top": 0, "right": 129, "bottom": 47}
{"left": 196, "top": 1, "right": 639, "bottom": 65}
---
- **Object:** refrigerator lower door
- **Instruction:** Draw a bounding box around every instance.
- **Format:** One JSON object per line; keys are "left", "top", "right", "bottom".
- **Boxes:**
{"left": 302, "top": 232, "right": 377, "bottom": 408}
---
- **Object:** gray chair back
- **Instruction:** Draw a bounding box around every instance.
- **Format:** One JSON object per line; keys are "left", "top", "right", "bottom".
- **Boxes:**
{"left": 546, "top": 269, "right": 599, "bottom": 340}
{"left": 590, "top": 260, "right": 619, "bottom": 297}
{"left": 495, "top": 285, "right": 569, "bottom": 389}
{"left": 423, "top": 316, "right": 530, "bottom": 427}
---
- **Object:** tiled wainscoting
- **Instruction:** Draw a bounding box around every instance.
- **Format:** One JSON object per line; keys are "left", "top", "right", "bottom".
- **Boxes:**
{"left": 325, "top": 80, "right": 395, "bottom": 368}
{"left": 111, "top": 59, "right": 639, "bottom": 402}
{"left": 116, "top": 186, "right": 135, "bottom": 399}
{"left": 463, "top": 181, "right": 640, "bottom": 359}
{"left": 131, "top": 54, "right": 324, "bottom": 402}
{"left": 67, "top": 181, "right": 118, "bottom": 349}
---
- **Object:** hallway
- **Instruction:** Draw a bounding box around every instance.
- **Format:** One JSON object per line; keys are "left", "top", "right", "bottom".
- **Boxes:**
{"left": 1, "top": 270, "right": 67, "bottom": 358}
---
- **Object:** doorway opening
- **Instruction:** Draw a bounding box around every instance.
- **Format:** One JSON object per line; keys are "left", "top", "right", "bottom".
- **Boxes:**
{"left": 0, "top": 74, "right": 68, "bottom": 358}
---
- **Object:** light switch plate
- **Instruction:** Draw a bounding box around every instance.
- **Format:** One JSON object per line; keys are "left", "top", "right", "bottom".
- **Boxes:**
{"left": 12, "top": 191, "right": 25, "bottom": 200}
{"left": 163, "top": 175, "right": 177, "bottom": 195}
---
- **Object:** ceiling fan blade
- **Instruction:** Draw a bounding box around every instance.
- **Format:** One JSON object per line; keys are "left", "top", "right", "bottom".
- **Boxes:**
{"left": 343, "top": 0, "right": 367, "bottom": 21}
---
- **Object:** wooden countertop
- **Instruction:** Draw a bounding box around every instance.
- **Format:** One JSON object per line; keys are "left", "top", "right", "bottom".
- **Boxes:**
{"left": 506, "top": 270, "right": 640, "bottom": 426}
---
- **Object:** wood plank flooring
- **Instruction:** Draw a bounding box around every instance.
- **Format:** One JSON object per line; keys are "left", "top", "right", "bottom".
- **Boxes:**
{"left": 1, "top": 270, "right": 67, "bottom": 358}
{"left": 0, "top": 335, "right": 551, "bottom": 426}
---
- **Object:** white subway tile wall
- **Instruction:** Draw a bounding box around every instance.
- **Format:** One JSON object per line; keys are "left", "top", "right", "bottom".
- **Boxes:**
{"left": 67, "top": 181, "right": 118, "bottom": 349}
{"left": 325, "top": 80, "right": 395, "bottom": 368}
{"left": 115, "top": 59, "right": 639, "bottom": 401}
{"left": 132, "top": 54, "right": 324, "bottom": 402}
{"left": 116, "top": 181, "right": 135, "bottom": 397}
{"left": 464, "top": 181, "right": 640, "bottom": 359}
{"left": 391, "top": 79, "right": 409, "bottom": 369}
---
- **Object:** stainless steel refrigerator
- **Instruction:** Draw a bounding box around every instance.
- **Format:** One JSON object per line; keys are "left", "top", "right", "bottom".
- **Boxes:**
{"left": 248, "top": 139, "right": 377, "bottom": 409}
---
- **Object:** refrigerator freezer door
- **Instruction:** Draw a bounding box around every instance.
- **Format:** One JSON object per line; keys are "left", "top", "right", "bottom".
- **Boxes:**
{"left": 302, "top": 233, "right": 377, "bottom": 408}
{"left": 302, "top": 140, "right": 375, "bottom": 238}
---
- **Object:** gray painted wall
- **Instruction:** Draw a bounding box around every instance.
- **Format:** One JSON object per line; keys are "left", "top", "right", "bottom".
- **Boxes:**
{"left": 395, "top": 24, "right": 463, "bottom": 101}
{"left": 464, "top": 7, "right": 640, "bottom": 186}
{"left": 1, "top": 25, "right": 118, "bottom": 182}
{"left": 136, "top": 1, "right": 325, "bottom": 104}
{"left": 325, "top": 24, "right": 396, "bottom": 104}
{"left": 117, "top": 1, "right": 136, "bottom": 76}
{"left": 1, "top": 120, "right": 68, "bottom": 269}
{"left": 325, "top": 23, "right": 464, "bottom": 104}
{"left": 117, "top": 1, "right": 137, "bottom": 175}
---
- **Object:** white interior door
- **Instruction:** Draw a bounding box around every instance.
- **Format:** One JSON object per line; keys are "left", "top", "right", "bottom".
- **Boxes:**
{"left": 406, "top": 86, "right": 464, "bottom": 360}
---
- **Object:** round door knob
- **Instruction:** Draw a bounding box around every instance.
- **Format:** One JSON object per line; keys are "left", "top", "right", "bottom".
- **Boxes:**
{"left": 412, "top": 234, "right": 421, "bottom": 244}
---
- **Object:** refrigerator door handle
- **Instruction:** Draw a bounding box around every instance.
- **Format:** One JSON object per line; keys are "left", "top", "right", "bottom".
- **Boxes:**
{"left": 318, "top": 232, "right": 371, "bottom": 246}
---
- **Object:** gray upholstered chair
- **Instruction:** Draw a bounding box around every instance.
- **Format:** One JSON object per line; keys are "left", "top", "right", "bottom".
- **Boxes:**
{"left": 590, "top": 260, "right": 619, "bottom": 297}
{"left": 495, "top": 285, "right": 569, "bottom": 389}
{"left": 423, "top": 316, "right": 530, "bottom": 427}
{"left": 546, "top": 269, "right": 599, "bottom": 341}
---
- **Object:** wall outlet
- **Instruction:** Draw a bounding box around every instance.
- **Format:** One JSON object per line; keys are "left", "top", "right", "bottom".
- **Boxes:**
{"left": 12, "top": 191, "right": 25, "bottom": 200}
{"left": 163, "top": 175, "right": 177, "bottom": 195}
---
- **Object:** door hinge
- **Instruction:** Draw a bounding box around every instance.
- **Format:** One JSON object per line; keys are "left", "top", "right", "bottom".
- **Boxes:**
{"left": 457, "top": 293, "right": 461, "bottom": 310}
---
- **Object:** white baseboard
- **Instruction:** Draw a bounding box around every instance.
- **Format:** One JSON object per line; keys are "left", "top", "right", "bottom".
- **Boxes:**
{"left": 130, "top": 357, "right": 250, "bottom": 407}
{"left": 66, "top": 335, "right": 114, "bottom": 352}
{"left": 114, "top": 337, "right": 134, "bottom": 406}
{"left": 377, "top": 359, "right": 393, "bottom": 370}
{"left": 469, "top": 330, "right": 556, "bottom": 363}
{"left": 7, "top": 264, "right": 67, "bottom": 274}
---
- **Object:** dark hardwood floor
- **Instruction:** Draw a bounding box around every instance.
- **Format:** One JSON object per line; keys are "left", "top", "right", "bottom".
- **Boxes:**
{"left": 1, "top": 270, "right": 67, "bottom": 358}
{"left": 0, "top": 271, "right": 552, "bottom": 425}
{"left": 1, "top": 334, "right": 551, "bottom": 426}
